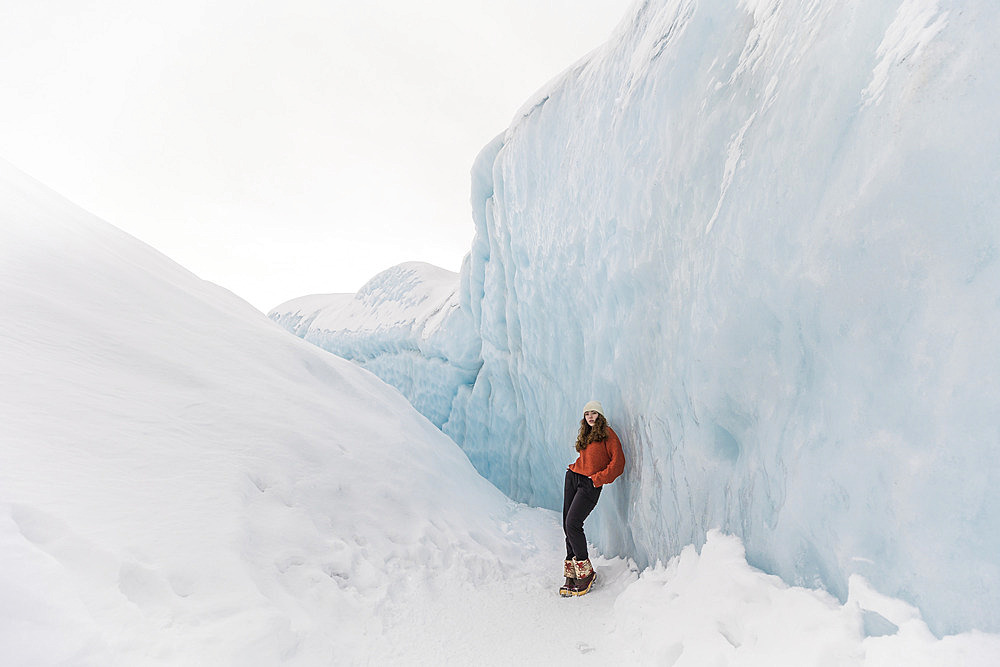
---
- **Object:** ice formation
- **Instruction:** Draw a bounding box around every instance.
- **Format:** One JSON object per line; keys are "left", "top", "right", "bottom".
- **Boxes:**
{"left": 271, "top": 0, "right": 1000, "bottom": 635}
{"left": 270, "top": 262, "right": 479, "bottom": 428}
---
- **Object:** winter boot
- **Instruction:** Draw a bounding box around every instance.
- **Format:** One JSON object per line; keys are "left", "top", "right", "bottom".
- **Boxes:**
{"left": 559, "top": 559, "right": 577, "bottom": 597}
{"left": 571, "top": 558, "right": 596, "bottom": 596}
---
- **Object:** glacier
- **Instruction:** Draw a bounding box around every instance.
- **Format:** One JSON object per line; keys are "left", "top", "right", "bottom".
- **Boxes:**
{"left": 270, "top": 0, "right": 1000, "bottom": 636}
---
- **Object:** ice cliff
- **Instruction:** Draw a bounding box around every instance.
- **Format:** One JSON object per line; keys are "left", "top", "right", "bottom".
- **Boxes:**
{"left": 270, "top": 0, "right": 1000, "bottom": 635}
{"left": 270, "top": 262, "right": 479, "bottom": 428}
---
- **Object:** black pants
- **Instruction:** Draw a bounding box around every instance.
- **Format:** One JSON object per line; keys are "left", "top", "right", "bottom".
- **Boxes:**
{"left": 563, "top": 469, "right": 601, "bottom": 560}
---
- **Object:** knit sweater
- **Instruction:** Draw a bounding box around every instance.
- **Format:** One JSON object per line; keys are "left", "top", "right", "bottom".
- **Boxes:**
{"left": 569, "top": 426, "right": 625, "bottom": 487}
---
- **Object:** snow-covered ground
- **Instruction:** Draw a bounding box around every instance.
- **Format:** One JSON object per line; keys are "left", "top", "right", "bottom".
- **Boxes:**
{"left": 4, "top": 158, "right": 1000, "bottom": 664}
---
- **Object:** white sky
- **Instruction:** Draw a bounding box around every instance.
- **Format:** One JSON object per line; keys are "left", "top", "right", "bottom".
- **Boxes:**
{"left": 0, "top": 1, "right": 632, "bottom": 311}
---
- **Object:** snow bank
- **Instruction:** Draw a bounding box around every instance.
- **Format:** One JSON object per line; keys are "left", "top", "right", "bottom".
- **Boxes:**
{"left": 608, "top": 531, "right": 1000, "bottom": 667}
{"left": 0, "top": 161, "right": 529, "bottom": 664}
{"left": 272, "top": 0, "right": 1000, "bottom": 636}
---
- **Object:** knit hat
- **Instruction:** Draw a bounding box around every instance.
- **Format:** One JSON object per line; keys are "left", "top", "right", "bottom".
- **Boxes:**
{"left": 583, "top": 400, "right": 604, "bottom": 417}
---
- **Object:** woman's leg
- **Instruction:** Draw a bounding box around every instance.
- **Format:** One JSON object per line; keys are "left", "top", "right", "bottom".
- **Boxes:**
{"left": 563, "top": 472, "right": 602, "bottom": 560}
{"left": 563, "top": 470, "right": 577, "bottom": 559}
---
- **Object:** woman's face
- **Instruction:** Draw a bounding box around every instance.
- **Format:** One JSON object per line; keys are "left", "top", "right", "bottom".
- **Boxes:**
{"left": 584, "top": 410, "right": 599, "bottom": 426}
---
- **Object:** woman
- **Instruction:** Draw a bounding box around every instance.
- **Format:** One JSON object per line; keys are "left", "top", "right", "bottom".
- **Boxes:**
{"left": 560, "top": 400, "right": 625, "bottom": 597}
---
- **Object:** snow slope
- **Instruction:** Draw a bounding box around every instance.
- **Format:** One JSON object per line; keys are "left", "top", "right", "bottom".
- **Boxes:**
{"left": 270, "top": 0, "right": 1000, "bottom": 637}
{"left": 0, "top": 161, "right": 550, "bottom": 664}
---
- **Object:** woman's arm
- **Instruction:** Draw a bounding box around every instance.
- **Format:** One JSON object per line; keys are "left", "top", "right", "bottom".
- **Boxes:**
{"left": 591, "top": 429, "right": 625, "bottom": 487}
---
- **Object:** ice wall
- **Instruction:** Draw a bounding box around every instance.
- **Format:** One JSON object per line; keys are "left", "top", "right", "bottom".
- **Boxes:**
{"left": 271, "top": 0, "right": 1000, "bottom": 635}
{"left": 457, "top": 0, "right": 1000, "bottom": 636}
{"left": 270, "top": 262, "right": 480, "bottom": 428}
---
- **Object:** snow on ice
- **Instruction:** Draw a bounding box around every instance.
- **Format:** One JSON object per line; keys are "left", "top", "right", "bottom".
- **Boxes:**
{"left": 271, "top": 0, "right": 1000, "bottom": 641}
{"left": 2, "top": 152, "right": 996, "bottom": 667}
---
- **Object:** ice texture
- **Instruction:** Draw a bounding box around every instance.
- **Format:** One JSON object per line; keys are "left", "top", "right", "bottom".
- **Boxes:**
{"left": 271, "top": 262, "right": 480, "bottom": 428}
{"left": 271, "top": 0, "right": 1000, "bottom": 635}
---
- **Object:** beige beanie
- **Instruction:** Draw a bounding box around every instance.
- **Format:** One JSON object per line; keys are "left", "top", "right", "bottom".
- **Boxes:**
{"left": 583, "top": 400, "right": 604, "bottom": 417}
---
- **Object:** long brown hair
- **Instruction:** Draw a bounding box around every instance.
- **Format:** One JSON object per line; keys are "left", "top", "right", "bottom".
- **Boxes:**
{"left": 575, "top": 414, "right": 609, "bottom": 452}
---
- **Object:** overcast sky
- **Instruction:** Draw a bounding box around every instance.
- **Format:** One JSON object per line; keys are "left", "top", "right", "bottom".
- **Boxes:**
{"left": 1, "top": 1, "right": 632, "bottom": 311}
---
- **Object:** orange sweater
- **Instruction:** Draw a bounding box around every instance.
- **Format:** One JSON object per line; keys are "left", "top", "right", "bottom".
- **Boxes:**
{"left": 569, "top": 427, "right": 625, "bottom": 487}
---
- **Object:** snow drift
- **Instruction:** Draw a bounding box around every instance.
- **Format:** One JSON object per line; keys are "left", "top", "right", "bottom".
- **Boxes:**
{"left": 270, "top": 262, "right": 479, "bottom": 429}
{"left": 0, "top": 160, "right": 543, "bottom": 664}
{"left": 271, "top": 0, "right": 1000, "bottom": 636}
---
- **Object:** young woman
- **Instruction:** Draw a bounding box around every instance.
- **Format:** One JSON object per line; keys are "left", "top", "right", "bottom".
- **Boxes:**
{"left": 560, "top": 400, "right": 625, "bottom": 597}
